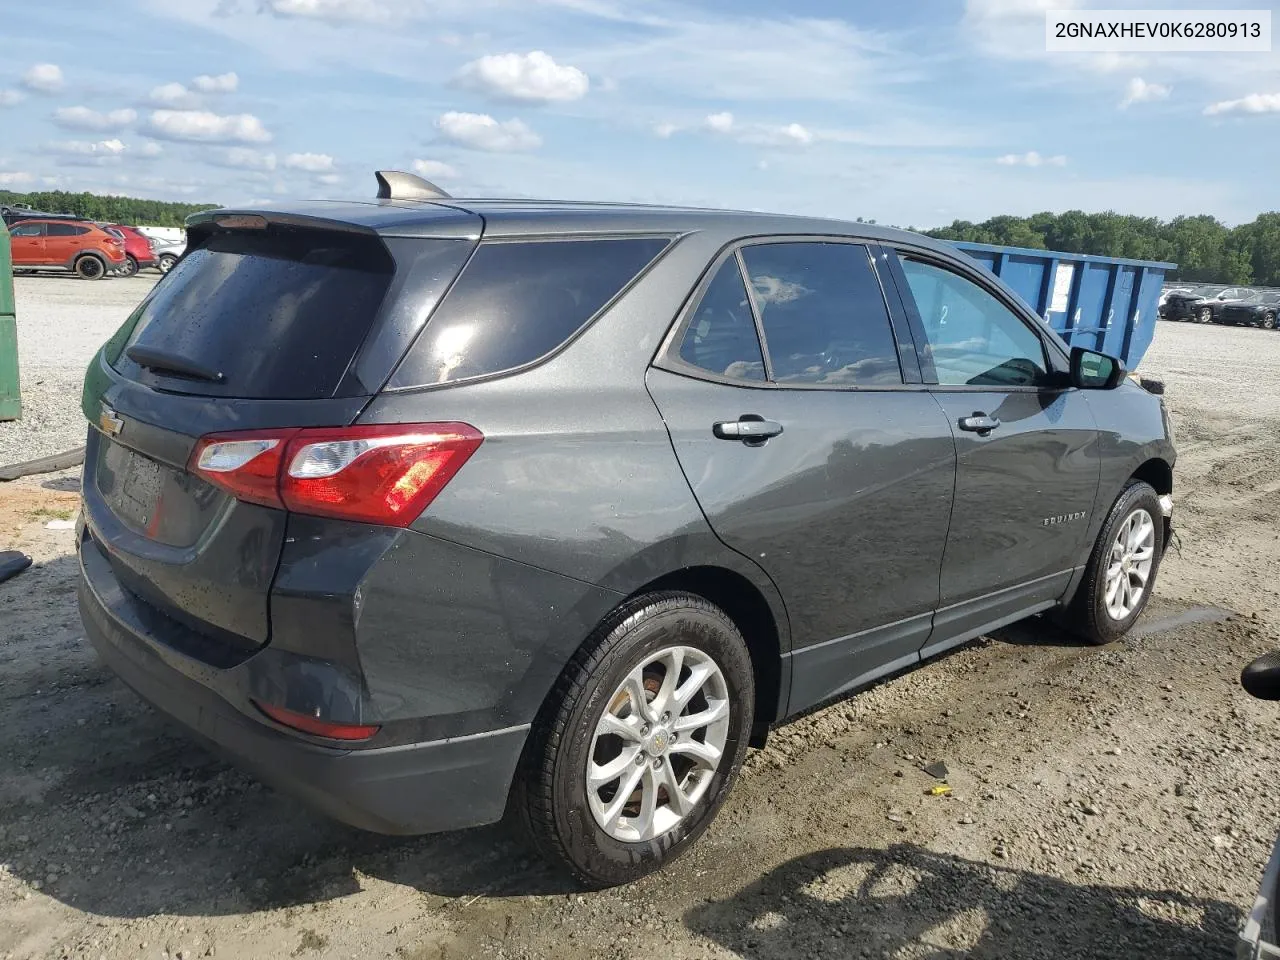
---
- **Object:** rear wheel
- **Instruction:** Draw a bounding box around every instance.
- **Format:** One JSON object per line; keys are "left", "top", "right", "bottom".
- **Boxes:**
{"left": 1059, "top": 480, "right": 1163, "bottom": 645}
{"left": 74, "top": 255, "right": 105, "bottom": 280}
{"left": 514, "top": 592, "right": 753, "bottom": 888}
{"left": 157, "top": 253, "right": 177, "bottom": 274}
{"left": 1197, "top": 306, "right": 1213, "bottom": 323}
{"left": 1263, "top": 311, "right": 1277, "bottom": 331}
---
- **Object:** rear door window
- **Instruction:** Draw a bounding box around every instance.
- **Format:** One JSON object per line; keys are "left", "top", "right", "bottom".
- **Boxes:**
{"left": 47, "top": 223, "right": 88, "bottom": 237}
{"left": 115, "top": 226, "right": 398, "bottom": 399}
{"left": 676, "top": 258, "right": 766, "bottom": 382}
{"left": 739, "top": 242, "right": 903, "bottom": 386}
{"left": 391, "top": 237, "right": 668, "bottom": 387}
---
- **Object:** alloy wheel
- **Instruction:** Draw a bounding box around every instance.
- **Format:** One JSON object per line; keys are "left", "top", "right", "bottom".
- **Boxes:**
{"left": 586, "top": 645, "right": 730, "bottom": 843}
{"left": 1104, "top": 508, "right": 1155, "bottom": 620}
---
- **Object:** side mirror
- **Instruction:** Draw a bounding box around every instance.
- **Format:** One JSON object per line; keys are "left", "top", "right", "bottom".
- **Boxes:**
{"left": 1242, "top": 651, "right": 1280, "bottom": 701}
{"left": 1070, "top": 347, "right": 1125, "bottom": 390}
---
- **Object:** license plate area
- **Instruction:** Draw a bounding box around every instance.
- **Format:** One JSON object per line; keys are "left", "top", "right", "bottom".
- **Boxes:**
{"left": 94, "top": 439, "right": 223, "bottom": 547}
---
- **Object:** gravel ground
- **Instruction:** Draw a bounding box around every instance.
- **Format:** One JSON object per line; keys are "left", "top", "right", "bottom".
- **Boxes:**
{"left": 0, "top": 275, "right": 157, "bottom": 466}
{"left": 1, "top": 297, "right": 1279, "bottom": 959}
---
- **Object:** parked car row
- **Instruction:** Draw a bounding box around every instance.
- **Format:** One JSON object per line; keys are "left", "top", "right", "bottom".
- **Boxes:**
{"left": 6, "top": 216, "right": 185, "bottom": 279}
{"left": 1159, "top": 284, "right": 1280, "bottom": 329}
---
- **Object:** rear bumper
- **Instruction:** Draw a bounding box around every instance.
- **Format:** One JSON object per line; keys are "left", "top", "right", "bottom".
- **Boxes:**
{"left": 78, "top": 532, "right": 528, "bottom": 836}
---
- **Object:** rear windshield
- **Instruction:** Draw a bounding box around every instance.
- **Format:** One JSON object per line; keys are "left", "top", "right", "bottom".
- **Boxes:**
{"left": 114, "top": 226, "right": 395, "bottom": 399}
{"left": 390, "top": 237, "right": 669, "bottom": 388}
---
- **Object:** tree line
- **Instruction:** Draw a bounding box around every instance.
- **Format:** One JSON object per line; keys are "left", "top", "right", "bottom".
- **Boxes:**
{"left": 0, "top": 189, "right": 217, "bottom": 229}
{"left": 925, "top": 210, "right": 1280, "bottom": 287}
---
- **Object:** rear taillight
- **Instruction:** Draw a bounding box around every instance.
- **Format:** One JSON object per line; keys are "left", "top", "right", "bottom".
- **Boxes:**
{"left": 254, "top": 701, "right": 380, "bottom": 741}
{"left": 189, "top": 423, "right": 482, "bottom": 526}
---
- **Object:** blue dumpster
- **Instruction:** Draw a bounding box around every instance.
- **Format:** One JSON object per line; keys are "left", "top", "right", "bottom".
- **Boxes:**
{"left": 950, "top": 241, "right": 1176, "bottom": 371}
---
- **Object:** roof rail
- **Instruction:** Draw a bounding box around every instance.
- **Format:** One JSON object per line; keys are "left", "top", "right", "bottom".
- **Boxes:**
{"left": 375, "top": 170, "right": 452, "bottom": 202}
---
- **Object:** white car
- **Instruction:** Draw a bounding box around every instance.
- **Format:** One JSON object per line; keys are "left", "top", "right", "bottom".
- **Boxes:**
{"left": 150, "top": 238, "right": 186, "bottom": 274}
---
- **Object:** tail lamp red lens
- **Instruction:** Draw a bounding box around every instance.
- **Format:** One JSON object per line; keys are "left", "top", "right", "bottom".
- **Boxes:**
{"left": 189, "top": 423, "right": 483, "bottom": 527}
{"left": 253, "top": 701, "right": 380, "bottom": 741}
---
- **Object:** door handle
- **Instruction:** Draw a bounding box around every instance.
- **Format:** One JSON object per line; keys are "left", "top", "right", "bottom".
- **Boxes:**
{"left": 713, "top": 417, "right": 784, "bottom": 442}
{"left": 958, "top": 412, "right": 1001, "bottom": 435}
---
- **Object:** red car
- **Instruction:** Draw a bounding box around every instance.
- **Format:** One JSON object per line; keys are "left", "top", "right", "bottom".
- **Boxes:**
{"left": 7, "top": 218, "right": 126, "bottom": 279}
{"left": 104, "top": 224, "right": 159, "bottom": 277}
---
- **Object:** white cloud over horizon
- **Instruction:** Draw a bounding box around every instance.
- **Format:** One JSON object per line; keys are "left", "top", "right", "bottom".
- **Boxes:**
{"left": 457, "top": 51, "right": 589, "bottom": 103}
{"left": 436, "top": 111, "right": 541, "bottom": 151}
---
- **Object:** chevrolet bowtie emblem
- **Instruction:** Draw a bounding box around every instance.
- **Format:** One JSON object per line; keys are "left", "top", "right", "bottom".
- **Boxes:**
{"left": 99, "top": 404, "right": 124, "bottom": 437}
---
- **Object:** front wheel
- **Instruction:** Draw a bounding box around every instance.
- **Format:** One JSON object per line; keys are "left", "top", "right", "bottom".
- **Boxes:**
{"left": 1197, "top": 306, "right": 1213, "bottom": 323}
{"left": 116, "top": 255, "right": 138, "bottom": 278}
{"left": 514, "top": 592, "right": 754, "bottom": 888}
{"left": 1263, "top": 311, "right": 1277, "bottom": 331}
{"left": 157, "top": 253, "right": 177, "bottom": 274}
{"left": 1058, "top": 480, "right": 1164, "bottom": 645}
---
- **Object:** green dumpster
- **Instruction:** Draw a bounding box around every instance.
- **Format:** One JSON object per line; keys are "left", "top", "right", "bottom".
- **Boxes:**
{"left": 0, "top": 223, "right": 19, "bottom": 421}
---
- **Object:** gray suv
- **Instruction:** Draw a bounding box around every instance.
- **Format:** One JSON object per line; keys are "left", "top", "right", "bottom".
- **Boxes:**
{"left": 77, "top": 173, "right": 1175, "bottom": 887}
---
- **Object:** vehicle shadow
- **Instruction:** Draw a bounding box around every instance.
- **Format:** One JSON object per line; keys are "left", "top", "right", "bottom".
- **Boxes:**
{"left": 684, "top": 844, "right": 1240, "bottom": 960}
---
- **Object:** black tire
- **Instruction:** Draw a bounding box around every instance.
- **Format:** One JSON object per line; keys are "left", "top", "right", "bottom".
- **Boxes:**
{"left": 1197, "top": 306, "right": 1213, "bottom": 324}
{"left": 1263, "top": 311, "right": 1277, "bottom": 331}
{"left": 513, "top": 591, "right": 754, "bottom": 888}
{"left": 116, "top": 255, "right": 138, "bottom": 278}
{"left": 1059, "top": 480, "right": 1164, "bottom": 645}
{"left": 157, "top": 253, "right": 177, "bottom": 274}
{"left": 74, "top": 254, "right": 106, "bottom": 280}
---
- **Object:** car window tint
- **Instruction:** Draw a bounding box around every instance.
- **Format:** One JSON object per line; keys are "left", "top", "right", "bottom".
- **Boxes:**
{"left": 739, "top": 242, "right": 902, "bottom": 386}
{"left": 47, "top": 223, "right": 80, "bottom": 237}
{"left": 117, "top": 226, "right": 399, "bottom": 399}
{"left": 393, "top": 237, "right": 668, "bottom": 387}
{"left": 899, "top": 258, "right": 1048, "bottom": 387}
{"left": 677, "top": 259, "right": 765, "bottom": 382}
{"left": 10, "top": 223, "right": 43, "bottom": 237}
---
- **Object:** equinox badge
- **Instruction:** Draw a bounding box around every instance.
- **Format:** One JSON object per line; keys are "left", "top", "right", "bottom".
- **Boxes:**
{"left": 1042, "top": 511, "right": 1086, "bottom": 527}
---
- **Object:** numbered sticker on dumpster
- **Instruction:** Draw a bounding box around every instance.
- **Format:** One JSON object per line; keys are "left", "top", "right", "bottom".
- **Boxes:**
{"left": 1050, "top": 263, "right": 1075, "bottom": 314}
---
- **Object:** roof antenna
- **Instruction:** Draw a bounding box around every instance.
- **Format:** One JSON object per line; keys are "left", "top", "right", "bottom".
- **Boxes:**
{"left": 375, "top": 170, "right": 452, "bottom": 201}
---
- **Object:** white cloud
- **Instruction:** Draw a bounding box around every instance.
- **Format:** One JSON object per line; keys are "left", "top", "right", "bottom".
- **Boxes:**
{"left": 996, "top": 150, "right": 1067, "bottom": 167}
{"left": 193, "top": 72, "right": 239, "bottom": 93}
{"left": 705, "top": 112, "right": 735, "bottom": 134}
{"left": 138, "top": 141, "right": 164, "bottom": 158}
{"left": 457, "top": 51, "right": 589, "bottom": 104}
{"left": 283, "top": 151, "right": 335, "bottom": 172}
{"left": 0, "top": 171, "right": 34, "bottom": 186}
{"left": 145, "top": 109, "right": 272, "bottom": 143}
{"left": 21, "top": 63, "right": 64, "bottom": 94}
{"left": 1120, "top": 77, "right": 1170, "bottom": 110}
{"left": 149, "top": 82, "right": 194, "bottom": 106}
{"left": 653, "top": 122, "right": 678, "bottom": 139}
{"left": 412, "top": 159, "right": 458, "bottom": 180}
{"left": 702, "top": 113, "right": 813, "bottom": 147}
{"left": 436, "top": 111, "right": 541, "bottom": 152}
{"left": 260, "top": 0, "right": 390, "bottom": 20}
{"left": 212, "top": 147, "right": 278, "bottom": 170}
{"left": 1204, "top": 93, "right": 1280, "bottom": 116}
{"left": 0, "top": 90, "right": 24, "bottom": 107}
{"left": 45, "top": 139, "right": 130, "bottom": 165}
{"left": 314, "top": 172, "right": 343, "bottom": 185}
{"left": 53, "top": 105, "right": 138, "bottom": 132}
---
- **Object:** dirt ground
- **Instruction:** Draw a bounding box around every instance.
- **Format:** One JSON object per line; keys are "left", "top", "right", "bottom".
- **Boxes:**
{"left": 2, "top": 300, "right": 1280, "bottom": 959}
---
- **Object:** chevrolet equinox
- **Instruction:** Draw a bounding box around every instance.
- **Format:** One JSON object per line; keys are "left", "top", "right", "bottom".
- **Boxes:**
{"left": 78, "top": 171, "right": 1176, "bottom": 887}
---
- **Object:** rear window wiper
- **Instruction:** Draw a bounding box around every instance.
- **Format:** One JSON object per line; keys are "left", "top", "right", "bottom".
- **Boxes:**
{"left": 126, "top": 345, "right": 225, "bottom": 383}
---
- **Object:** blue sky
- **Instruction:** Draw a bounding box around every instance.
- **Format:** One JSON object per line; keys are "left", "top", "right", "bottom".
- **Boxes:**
{"left": 1, "top": 0, "right": 1278, "bottom": 227}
